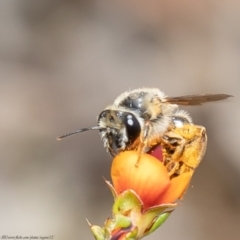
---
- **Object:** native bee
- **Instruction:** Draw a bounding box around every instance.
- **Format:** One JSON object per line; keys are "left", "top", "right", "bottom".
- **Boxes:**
{"left": 57, "top": 88, "right": 231, "bottom": 174}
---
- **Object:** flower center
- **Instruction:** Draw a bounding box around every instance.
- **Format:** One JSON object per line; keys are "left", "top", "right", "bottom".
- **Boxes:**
{"left": 147, "top": 145, "right": 163, "bottom": 162}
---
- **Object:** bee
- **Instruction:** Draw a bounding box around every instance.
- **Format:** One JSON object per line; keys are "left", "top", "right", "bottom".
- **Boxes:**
{"left": 58, "top": 88, "right": 231, "bottom": 156}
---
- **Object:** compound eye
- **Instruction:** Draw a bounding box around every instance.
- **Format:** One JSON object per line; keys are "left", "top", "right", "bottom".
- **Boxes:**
{"left": 98, "top": 110, "right": 109, "bottom": 122}
{"left": 99, "top": 111, "right": 106, "bottom": 118}
{"left": 124, "top": 113, "right": 141, "bottom": 143}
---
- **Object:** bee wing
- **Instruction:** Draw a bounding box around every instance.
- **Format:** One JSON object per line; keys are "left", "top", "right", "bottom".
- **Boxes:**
{"left": 164, "top": 94, "right": 232, "bottom": 106}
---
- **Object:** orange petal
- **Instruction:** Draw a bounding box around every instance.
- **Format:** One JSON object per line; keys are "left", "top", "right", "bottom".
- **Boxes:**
{"left": 157, "top": 172, "right": 193, "bottom": 204}
{"left": 111, "top": 151, "right": 170, "bottom": 209}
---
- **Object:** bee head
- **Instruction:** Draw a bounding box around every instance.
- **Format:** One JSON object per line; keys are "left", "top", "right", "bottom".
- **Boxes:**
{"left": 98, "top": 110, "right": 141, "bottom": 156}
{"left": 57, "top": 110, "right": 141, "bottom": 156}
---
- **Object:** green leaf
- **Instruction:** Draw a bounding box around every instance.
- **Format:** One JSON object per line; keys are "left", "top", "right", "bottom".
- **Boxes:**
{"left": 143, "top": 212, "right": 172, "bottom": 236}
{"left": 114, "top": 214, "right": 132, "bottom": 228}
{"left": 137, "top": 203, "right": 176, "bottom": 237}
{"left": 90, "top": 225, "right": 106, "bottom": 240}
{"left": 112, "top": 190, "right": 143, "bottom": 215}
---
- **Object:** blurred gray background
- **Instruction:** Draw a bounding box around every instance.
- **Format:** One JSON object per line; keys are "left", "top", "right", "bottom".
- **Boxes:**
{"left": 0, "top": 0, "right": 239, "bottom": 239}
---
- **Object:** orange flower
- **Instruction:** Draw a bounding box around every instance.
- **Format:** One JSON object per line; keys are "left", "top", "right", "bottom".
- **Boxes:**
{"left": 111, "top": 150, "right": 192, "bottom": 210}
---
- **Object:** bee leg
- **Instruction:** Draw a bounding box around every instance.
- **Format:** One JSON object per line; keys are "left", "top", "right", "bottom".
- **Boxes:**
{"left": 162, "top": 124, "right": 207, "bottom": 176}
{"left": 169, "top": 124, "right": 207, "bottom": 169}
{"left": 180, "top": 125, "right": 207, "bottom": 170}
{"left": 135, "top": 141, "right": 150, "bottom": 167}
{"left": 178, "top": 164, "right": 194, "bottom": 175}
{"left": 166, "top": 161, "right": 180, "bottom": 177}
{"left": 135, "top": 144, "right": 143, "bottom": 167}
{"left": 161, "top": 132, "right": 186, "bottom": 176}
{"left": 161, "top": 133, "right": 186, "bottom": 161}
{"left": 135, "top": 122, "right": 151, "bottom": 167}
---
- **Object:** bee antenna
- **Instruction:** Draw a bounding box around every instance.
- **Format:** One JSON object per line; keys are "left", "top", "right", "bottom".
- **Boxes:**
{"left": 57, "top": 126, "right": 101, "bottom": 140}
